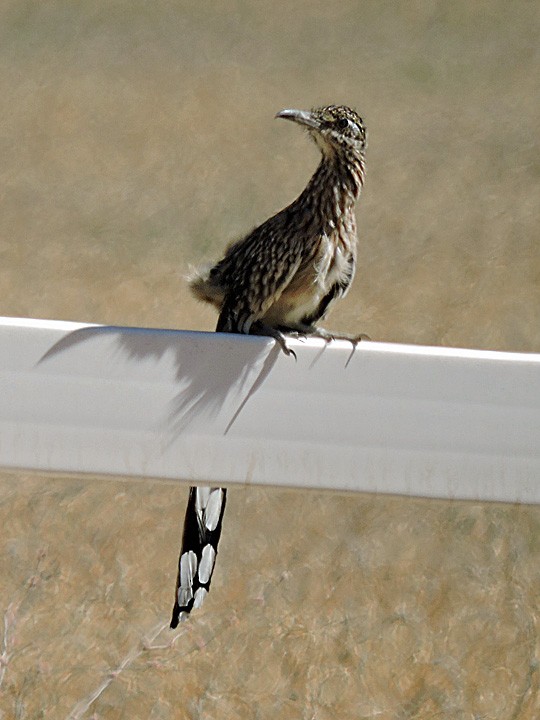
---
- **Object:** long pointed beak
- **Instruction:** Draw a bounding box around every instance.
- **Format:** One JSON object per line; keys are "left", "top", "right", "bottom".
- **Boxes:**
{"left": 275, "top": 108, "right": 320, "bottom": 130}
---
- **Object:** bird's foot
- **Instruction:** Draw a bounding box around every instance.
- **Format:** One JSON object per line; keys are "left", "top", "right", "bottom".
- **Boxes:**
{"left": 250, "top": 323, "right": 370, "bottom": 359}
{"left": 273, "top": 331, "right": 297, "bottom": 360}
{"left": 347, "top": 331, "right": 372, "bottom": 344}
{"left": 282, "top": 330, "right": 308, "bottom": 343}
{"left": 304, "top": 327, "right": 371, "bottom": 348}
{"left": 251, "top": 323, "right": 297, "bottom": 359}
{"left": 307, "top": 329, "right": 370, "bottom": 368}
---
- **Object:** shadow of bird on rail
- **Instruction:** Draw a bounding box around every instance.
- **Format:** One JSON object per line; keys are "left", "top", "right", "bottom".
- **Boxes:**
{"left": 37, "top": 324, "right": 281, "bottom": 440}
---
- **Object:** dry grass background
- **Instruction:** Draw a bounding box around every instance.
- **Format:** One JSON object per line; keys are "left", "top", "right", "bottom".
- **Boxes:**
{"left": 0, "top": 0, "right": 539, "bottom": 718}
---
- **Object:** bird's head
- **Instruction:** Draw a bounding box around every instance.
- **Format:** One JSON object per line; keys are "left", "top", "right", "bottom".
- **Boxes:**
{"left": 276, "top": 104, "right": 367, "bottom": 158}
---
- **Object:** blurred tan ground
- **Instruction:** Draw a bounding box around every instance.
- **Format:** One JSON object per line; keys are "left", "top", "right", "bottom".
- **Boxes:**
{"left": 0, "top": 1, "right": 539, "bottom": 718}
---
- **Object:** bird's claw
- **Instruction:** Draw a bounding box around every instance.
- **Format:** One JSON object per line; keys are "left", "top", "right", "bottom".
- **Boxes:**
{"left": 280, "top": 340, "right": 297, "bottom": 359}
{"left": 273, "top": 331, "right": 297, "bottom": 360}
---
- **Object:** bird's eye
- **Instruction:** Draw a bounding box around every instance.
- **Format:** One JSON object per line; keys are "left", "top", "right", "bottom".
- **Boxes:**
{"left": 336, "top": 117, "right": 350, "bottom": 131}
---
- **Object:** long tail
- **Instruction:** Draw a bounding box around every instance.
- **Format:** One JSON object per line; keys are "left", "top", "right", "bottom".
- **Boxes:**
{"left": 170, "top": 486, "right": 227, "bottom": 628}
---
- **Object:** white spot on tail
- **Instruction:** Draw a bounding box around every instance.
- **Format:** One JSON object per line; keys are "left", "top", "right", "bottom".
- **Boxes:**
{"left": 178, "top": 550, "right": 197, "bottom": 606}
{"left": 195, "top": 487, "right": 211, "bottom": 517}
{"left": 193, "top": 587, "right": 208, "bottom": 609}
{"left": 198, "top": 544, "right": 216, "bottom": 584}
{"left": 204, "top": 489, "right": 224, "bottom": 531}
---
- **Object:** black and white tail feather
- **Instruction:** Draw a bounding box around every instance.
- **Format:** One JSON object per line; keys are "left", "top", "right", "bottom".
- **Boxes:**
{"left": 170, "top": 486, "right": 227, "bottom": 627}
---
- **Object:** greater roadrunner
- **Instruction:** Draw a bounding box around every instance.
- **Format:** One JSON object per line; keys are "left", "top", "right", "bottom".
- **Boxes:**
{"left": 170, "top": 104, "right": 367, "bottom": 627}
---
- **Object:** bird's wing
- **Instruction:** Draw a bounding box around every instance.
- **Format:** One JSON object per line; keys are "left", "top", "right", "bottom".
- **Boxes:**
{"left": 215, "top": 224, "right": 305, "bottom": 334}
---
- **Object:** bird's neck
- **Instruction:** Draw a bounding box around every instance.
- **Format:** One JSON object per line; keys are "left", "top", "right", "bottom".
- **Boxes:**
{"left": 298, "top": 151, "right": 366, "bottom": 226}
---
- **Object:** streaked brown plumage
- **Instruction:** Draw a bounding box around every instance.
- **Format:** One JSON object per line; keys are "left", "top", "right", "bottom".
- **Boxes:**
{"left": 190, "top": 104, "right": 367, "bottom": 351}
{"left": 171, "top": 105, "right": 367, "bottom": 628}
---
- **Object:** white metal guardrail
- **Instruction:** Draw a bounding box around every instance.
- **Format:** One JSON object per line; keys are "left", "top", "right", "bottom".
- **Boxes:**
{"left": 0, "top": 316, "right": 539, "bottom": 503}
